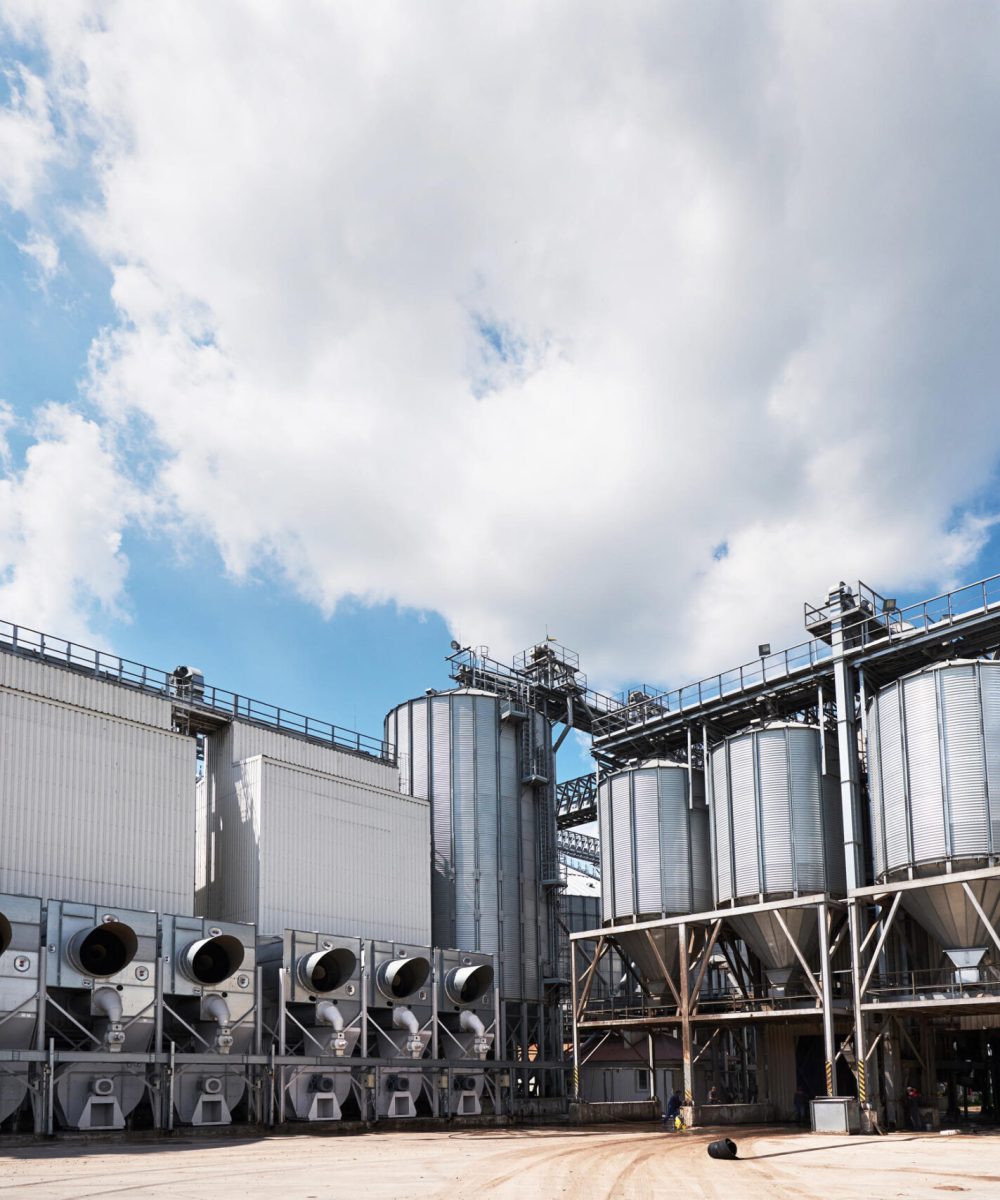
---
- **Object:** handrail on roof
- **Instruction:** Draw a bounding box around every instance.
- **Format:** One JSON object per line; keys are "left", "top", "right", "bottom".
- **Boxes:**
{"left": 592, "top": 570, "right": 1000, "bottom": 741}
{"left": 0, "top": 618, "right": 395, "bottom": 764}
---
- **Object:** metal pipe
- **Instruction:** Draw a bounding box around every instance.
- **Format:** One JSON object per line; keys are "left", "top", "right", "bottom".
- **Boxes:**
{"left": 277, "top": 966, "right": 286, "bottom": 1126}
{"left": 817, "top": 902, "right": 835, "bottom": 1097}
{"left": 679, "top": 921, "right": 693, "bottom": 1103}
{"left": 848, "top": 899, "right": 869, "bottom": 1107}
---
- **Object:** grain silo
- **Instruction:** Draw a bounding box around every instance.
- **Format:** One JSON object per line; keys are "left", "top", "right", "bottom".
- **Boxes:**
{"left": 707, "top": 724, "right": 844, "bottom": 995}
{"left": 867, "top": 660, "right": 1000, "bottom": 977}
{"left": 596, "top": 761, "right": 712, "bottom": 995}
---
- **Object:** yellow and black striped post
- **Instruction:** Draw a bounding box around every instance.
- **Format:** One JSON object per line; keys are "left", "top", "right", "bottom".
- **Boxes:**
{"left": 856, "top": 1061, "right": 866, "bottom": 1105}
{"left": 825, "top": 1060, "right": 834, "bottom": 1097}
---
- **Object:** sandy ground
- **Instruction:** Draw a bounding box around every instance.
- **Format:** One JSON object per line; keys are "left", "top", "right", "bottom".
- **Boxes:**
{"left": 1, "top": 1124, "right": 998, "bottom": 1199}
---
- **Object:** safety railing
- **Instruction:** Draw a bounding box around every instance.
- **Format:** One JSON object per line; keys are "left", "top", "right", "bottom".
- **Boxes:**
{"left": 0, "top": 618, "right": 394, "bottom": 763}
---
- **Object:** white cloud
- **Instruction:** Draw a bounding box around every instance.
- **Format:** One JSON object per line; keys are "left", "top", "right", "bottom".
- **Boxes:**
{"left": 0, "top": 405, "right": 140, "bottom": 642}
{"left": 16, "top": 229, "right": 59, "bottom": 278}
{"left": 0, "top": 63, "right": 58, "bottom": 211}
{"left": 5, "top": 2, "right": 1000, "bottom": 691}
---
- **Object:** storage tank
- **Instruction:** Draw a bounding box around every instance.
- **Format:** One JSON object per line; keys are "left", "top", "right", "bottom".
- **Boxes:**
{"left": 258, "top": 930, "right": 363, "bottom": 1122}
{"left": 597, "top": 762, "right": 712, "bottom": 995}
{"left": 385, "top": 690, "right": 554, "bottom": 1006}
{"left": 46, "top": 900, "right": 157, "bottom": 1130}
{"left": 867, "top": 660, "right": 1000, "bottom": 977}
{"left": 707, "top": 725, "right": 844, "bottom": 996}
{"left": 0, "top": 894, "right": 42, "bottom": 1126}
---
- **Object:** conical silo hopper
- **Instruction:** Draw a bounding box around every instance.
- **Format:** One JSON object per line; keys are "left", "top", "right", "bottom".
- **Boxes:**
{"left": 597, "top": 762, "right": 712, "bottom": 997}
{"left": 867, "top": 661, "right": 1000, "bottom": 982}
{"left": 707, "top": 725, "right": 844, "bottom": 997}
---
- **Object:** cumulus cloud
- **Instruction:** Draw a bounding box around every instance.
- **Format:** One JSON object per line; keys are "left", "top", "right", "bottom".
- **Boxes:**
{"left": 0, "top": 404, "right": 140, "bottom": 642}
{"left": 0, "top": 62, "right": 58, "bottom": 211}
{"left": 4, "top": 2, "right": 1000, "bottom": 690}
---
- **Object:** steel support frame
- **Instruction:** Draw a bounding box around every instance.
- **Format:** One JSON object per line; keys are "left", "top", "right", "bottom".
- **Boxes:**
{"left": 570, "top": 894, "right": 844, "bottom": 1106}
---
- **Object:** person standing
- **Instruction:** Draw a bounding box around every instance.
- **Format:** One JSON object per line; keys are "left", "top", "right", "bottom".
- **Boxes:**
{"left": 665, "top": 1090, "right": 684, "bottom": 1131}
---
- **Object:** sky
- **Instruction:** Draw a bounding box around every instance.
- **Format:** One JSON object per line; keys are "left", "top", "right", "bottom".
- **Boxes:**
{"left": 2, "top": 3, "right": 1000, "bottom": 782}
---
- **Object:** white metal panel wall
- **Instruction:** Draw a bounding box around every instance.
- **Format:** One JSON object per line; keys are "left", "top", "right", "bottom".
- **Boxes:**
{"left": 0, "top": 686, "right": 195, "bottom": 912}
{"left": 728, "top": 737, "right": 758, "bottom": 899}
{"left": 254, "top": 757, "right": 430, "bottom": 941}
{"left": 940, "top": 667, "right": 988, "bottom": 857}
{"left": 0, "top": 651, "right": 176, "bottom": 730}
{"left": 229, "top": 721, "right": 399, "bottom": 791}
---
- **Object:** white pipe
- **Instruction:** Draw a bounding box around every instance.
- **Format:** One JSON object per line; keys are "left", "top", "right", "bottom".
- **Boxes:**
{"left": 392, "top": 1006, "right": 419, "bottom": 1034}
{"left": 203, "top": 994, "right": 234, "bottom": 1054}
{"left": 459, "top": 1010, "right": 485, "bottom": 1037}
{"left": 460, "top": 1008, "right": 492, "bottom": 1059}
{"left": 315, "top": 1001, "right": 345, "bottom": 1032}
{"left": 315, "top": 1000, "right": 348, "bottom": 1055}
{"left": 92, "top": 986, "right": 125, "bottom": 1052}
{"left": 392, "top": 1006, "right": 424, "bottom": 1058}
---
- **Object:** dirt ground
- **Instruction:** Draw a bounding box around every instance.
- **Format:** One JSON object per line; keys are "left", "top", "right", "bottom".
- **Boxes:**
{"left": 1, "top": 1123, "right": 998, "bottom": 1199}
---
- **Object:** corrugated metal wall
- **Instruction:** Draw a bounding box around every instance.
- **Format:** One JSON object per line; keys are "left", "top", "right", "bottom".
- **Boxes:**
{"left": 200, "top": 721, "right": 430, "bottom": 941}
{"left": 0, "top": 652, "right": 176, "bottom": 730}
{"left": 0, "top": 659, "right": 196, "bottom": 912}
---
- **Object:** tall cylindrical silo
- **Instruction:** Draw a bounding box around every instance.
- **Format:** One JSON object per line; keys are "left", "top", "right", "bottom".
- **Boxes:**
{"left": 867, "top": 660, "right": 1000, "bottom": 973}
{"left": 385, "top": 689, "right": 553, "bottom": 1007}
{"left": 596, "top": 761, "right": 712, "bottom": 995}
{"left": 707, "top": 724, "right": 844, "bottom": 993}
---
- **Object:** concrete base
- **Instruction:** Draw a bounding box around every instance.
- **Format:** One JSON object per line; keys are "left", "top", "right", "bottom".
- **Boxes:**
{"left": 568, "top": 1100, "right": 660, "bottom": 1123}
{"left": 685, "top": 1102, "right": 775, "bottom": 1127}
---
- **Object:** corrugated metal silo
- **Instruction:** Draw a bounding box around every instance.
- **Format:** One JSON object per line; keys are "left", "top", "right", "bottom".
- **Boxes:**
{"left": 867, "top": 660, "right": 1000, "bottom": 973}
{"left": 597, "top": 762, "right": 712, "bottom": 996}
{"left": 707, "top": 725, "right": 844, "bottom": 994}
{"left": 386, "top": 689, "right": 553, "bottom": 1006}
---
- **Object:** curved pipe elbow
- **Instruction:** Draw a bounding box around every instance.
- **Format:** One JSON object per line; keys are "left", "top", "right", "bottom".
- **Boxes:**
{"left": 459, "top": 1010, "right": 485, "bottom": 1037}
{"left": 203, "top": 994, "right": 231, "bottom": 1026}
{"left": 91, "top": 986, "right": 124, "bottom": 1023}
{"left": 315, "top": 1001, "right": 344, "bottom": 1032}
{"left": 392, "top": 1005, "right": 419, "bottom": 1035}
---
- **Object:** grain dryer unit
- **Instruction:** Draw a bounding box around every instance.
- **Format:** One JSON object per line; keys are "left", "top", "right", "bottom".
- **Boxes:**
{"left": 366, "top": 940, "right": 433, "bottom": 1119}
{"left": 45, "top": 900, "right": 157, "bottom": 1131}
{"left": 258, "top": 930, "right": 363, "bottom": 1122}
{"left": 0, "top": 894, "right": 42, "bottom": 1127}
{"left": 160, "top": 915, "right": 256, "bottom": 1126}
{"left": 435, "top": 948, "right": 497, "bottom": 1116}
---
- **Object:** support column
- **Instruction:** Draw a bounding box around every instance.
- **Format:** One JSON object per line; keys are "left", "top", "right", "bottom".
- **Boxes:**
{"left": 817, "top": 901, "right": 835, "bottom": 1096}
{"left": 679, "top": 922, "right": 693, "bottom": 1104}
{"left": 848, "top": 898, "right": 869, "bottom": 1107}
{"left": 570, "top": 941, "right": 580, "bottom": 1100}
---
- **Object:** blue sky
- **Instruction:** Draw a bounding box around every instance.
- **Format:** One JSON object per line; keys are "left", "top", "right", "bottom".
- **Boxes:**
{"left": 2, "top": 4, "right": 1000, "bottom": 786}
